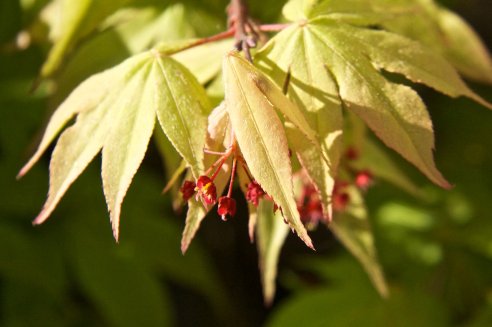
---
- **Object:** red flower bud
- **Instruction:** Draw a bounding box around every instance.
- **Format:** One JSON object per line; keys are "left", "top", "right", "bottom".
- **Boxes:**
{"left": 180, "top": 180, "right": 196, "bottom": 201}
{"left": 196, "top": 175, "right": 217, "bottom": 204}
{"left": 355, "top": 170, "right": 373, "bottom": 190}
{"left": 246, "top": 181, "right": 265, "bottom": 207}
{"left": 217, "top": 196, "right": 237, "bottom": 221}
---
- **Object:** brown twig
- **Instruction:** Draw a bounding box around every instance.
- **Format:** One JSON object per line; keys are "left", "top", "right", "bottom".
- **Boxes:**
{"left": 228, "top": 0, "right": 258, "bottom": 62}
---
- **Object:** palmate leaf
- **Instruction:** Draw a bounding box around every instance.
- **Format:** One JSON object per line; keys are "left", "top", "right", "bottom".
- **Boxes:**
{"left": 20, "top": 47, "right": 209, "bottom": 241}
{"left": 300, "top": 0, "right": 492, "bottom": 84}
{"left": 256, "top": 200, "right": 290, "bottom": 305}
{"left": 259, "top": 16, "right": 491, "bottom": 191}
{"left": 256, "top": 22, "right": 344, "bottom": 219}
{"left": 223, "top": 51, "right": 314, "bottom": 249}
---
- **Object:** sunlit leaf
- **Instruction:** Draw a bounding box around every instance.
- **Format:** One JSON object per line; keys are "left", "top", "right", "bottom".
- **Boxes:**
{"left": 21, "top": 48, "right": 210, "bottom": 240}
{"left": 152, "top": 52, "right": 210, "bottom": 178}
{"left": 256, "top": 23, "right": 343, "bottom": 218}
{"left": 304, "top": 0, "right": 492, "bottom": 84}
{"left": 260, "top": 18, "right": 460, "bottom": 188}
{"left": 101, "top": 63, "right": 154, "bottom": 241}
{"left": 181, "top": 103, "right": 232, "bottom": 253}
{"left": 173, "top": 39, "right": 234, "bottom": 84}
{"left": 30, "top": 56, "right": 150, "bottom": 230}
{"left": 223, "top": 51, "right": 313, "bottom": 249}
{"left": 330, "top": 186, "right": 388, "bottom": 297}
{"left": 256, "top": 199, "right": 290, "bottom": 305}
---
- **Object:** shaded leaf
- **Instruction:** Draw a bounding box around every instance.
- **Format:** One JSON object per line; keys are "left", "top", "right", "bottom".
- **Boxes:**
{"left": 223, "top": 52, "right": 313, "bottom": 249}
{"left": 330, "top": 186, "right": 388, "bottom": 297}
{"left": 268, "top": 257, "right": 448, "bottom": 327}
{"left": 41, "top": 0, "right": 130, "bottom": 78}
{"left": 256, "top": 200, "right": 290, "bottom": 305}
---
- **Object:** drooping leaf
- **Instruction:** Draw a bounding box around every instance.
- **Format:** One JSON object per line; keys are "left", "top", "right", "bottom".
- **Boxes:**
{"left": 256, "top": 199, "right": 290, "bottom": 305}
{"left": 223, "top": 51, "right": 313, "bottom": 249}
{"left": 303, "top": 0, "right": 492, "bottom": 84}
{"left": 31, "top": 56, "right": 150, "bottom": 228}
{"left": 18, "top": 53, "right": 148, "bottom": 178}
{"left": 181, "top": 198, "right": 207, "bottom": 254}
{"left": 256, "top": 23, "right": 344, "bottom": 219}
{"left": 181, "top": 103, "right": 232, "bottom": 253}
{"left": 259, "top": 18, "right": 459, "bottom": 188}
{"left": 21, "top": 48, "right": 211, "bottom": 240}
{"left": 152, "top": 53, "right": 210, "bottom": 178}
{"left": 329, "top": 186, "right": 388, "bottom": 297}
{"left": 101, "top": 62, "right": 155, "bottom": 241}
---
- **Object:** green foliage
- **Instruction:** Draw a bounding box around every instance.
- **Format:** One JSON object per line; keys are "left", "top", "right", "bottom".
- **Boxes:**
{"left": 2, "top": 0, "right": 492, "bottom": 325}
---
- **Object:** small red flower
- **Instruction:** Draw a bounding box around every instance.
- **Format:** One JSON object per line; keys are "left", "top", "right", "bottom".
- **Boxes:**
{"left": 355, "top": 170, "right": 373, "bottom": 190}
{"left": 217, "top": 196, "right": 236, "bottom": 221}
{"left": 298, "top": 185, "right": 324, "bottom": 225}
{"left": 246, "top": 181, "right": 265, "bottom": 206}
{"left": 180, "top": 180, "right": 196, "bottom": 201}
{"left": 196, "top": 175, "right": 217, "bottom": 204}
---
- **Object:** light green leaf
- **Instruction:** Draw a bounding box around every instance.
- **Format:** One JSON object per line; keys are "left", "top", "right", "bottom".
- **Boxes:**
{"left": 101, "top": 62, "right": 154, "bottom": 241}
{"left": 278, "top": 17, "right": 452, "bottom": 188}
{"left": 181, "top": 198, "right": 207, "bottom": 254}
{"left": 173, "top": 39, "right": 234, "bottom": 84}
{"left": 31, "top": 55, "right": 149, "bottom": 227}
{"left": 245, "top": 60, "right": 322, "bottom": 150}
{"left": 282, "top": 0, "right": 319, "bottom": 22}
{"left": 256, "top": 23, "right": 343, "bottom": 218}
{"left": 257, "top": 200, "right": 290, "bottom": 305}
{"left": 41, "top": 0, "right": 130, "bottom": 77}
{"left": 430, "top": 3, "right": 492, "bottom": 84}
{"left": 223, "top": 52, "right": 313, "bottom": 249}
{"left": 344, "top": 24, "right": 492, "bottom": 109}
{"left": 330, "top": 186, "right": 388, "bottom": 297}
{"left": 181, "top": 103, "right": 232, "bottom": 254}
{"left": 18, "top": 53, "right": 148, "bottom": 179}
{"left": 152, "top": 53, "right": 210, "bottom": 178}
{"left": 307, "top": 0, "right": 492, "bottom": 84}
{"left": 22, "top": 49, "right": 211, "bottom": 240}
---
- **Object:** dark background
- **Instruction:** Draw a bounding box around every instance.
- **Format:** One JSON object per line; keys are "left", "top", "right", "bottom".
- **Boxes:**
{"left": 1, "top": 0, "right": 492, "bottom": 326}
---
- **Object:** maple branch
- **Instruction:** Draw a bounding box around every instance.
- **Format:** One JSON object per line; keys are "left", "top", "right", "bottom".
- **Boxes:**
{"left": 228, "top": 0, "right": 258, "bottom": 62}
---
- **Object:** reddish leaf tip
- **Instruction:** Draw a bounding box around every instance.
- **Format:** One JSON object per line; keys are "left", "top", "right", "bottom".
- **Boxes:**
{"left": 32, "top": 209, "right": 50, "bottom": 225}
{"left": 181, "top": 240, "right": 190, "bottom": 255}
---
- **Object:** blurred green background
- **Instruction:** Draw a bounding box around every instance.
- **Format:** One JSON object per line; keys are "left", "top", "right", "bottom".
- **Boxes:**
{"left": 1, "top": 0, "right": 492, "bottom": 326}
